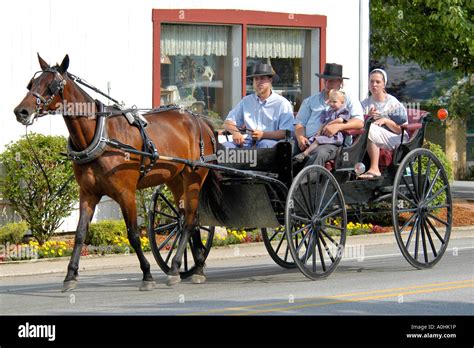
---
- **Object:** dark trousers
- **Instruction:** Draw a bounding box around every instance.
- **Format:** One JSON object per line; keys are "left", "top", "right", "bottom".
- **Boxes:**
{"left": 293, "top": 143, "right": 340, "bottom": 167}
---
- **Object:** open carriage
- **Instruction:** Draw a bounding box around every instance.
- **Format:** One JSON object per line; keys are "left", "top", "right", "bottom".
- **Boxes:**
{"left": 14, "top": 55, "right": 452, "bottom": 289}
{"left": 147, "top": 108, "right": 453, "bottom": 280}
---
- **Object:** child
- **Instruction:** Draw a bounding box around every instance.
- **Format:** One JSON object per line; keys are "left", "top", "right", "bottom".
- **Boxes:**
{"left": 294, "top": 89, "right": 350, "bottom": 162}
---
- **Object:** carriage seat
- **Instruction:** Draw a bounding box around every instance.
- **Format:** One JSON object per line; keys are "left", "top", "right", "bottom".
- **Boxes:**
{"left": 378, "top": 109, "right": 428, "bottom": 168}
{"left": 323, "top": 127, "right": 368, "bottom": 171}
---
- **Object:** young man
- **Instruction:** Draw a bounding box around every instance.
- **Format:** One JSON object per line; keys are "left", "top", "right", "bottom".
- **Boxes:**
{"left": 223, "top": 63, "right": 294, "bottom": 148}
{"left": 294, "top": 63, "right": 364, "bottom": 166}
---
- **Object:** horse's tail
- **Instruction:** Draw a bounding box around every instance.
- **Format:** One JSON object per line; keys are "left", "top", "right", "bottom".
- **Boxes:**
{"left": 200, "top": 168, "right": 228, "bottom": 225}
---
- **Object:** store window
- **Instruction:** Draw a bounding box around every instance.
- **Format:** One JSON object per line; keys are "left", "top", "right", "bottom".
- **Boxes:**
{"left": 246, "top": 27, "right": 319, "bottom": 112}
{"left": 153, "top": 9, "right": 326, "bottom": 121}
{"left": 160, "top": 24, "right": 240, "bottom": 126}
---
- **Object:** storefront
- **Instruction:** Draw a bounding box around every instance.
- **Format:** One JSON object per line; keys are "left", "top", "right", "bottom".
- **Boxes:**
{"left": 153, "top": 9, "right": 326, "bottom": 120}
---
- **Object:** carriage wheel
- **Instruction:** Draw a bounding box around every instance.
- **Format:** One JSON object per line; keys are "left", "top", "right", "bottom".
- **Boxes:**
{"left": 285, "top": 165, "right": 347, "bottom": 280}
{"left": 262, "top": 227, "right": 296, "bottom": 269}
{"left": 392, "top": 148, "right": 452, "bottom": 269}
{"left": 147, "top": 185, "right": 215, "bottom": 279}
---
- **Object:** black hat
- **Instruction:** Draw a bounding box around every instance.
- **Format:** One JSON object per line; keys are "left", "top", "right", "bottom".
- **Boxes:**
{"left": 315, "top": 63, "right": 349, "bottom": 80}
{"left": 247, "top": 63, "right": 278, "bottom": 79}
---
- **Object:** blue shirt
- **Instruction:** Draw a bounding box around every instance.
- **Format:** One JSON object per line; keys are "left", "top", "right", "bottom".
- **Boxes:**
{"left": 295, "top": 91, "right": 364, "bottom": 137}
{"left": 225, "top": 91, "right": 294, "bottom": 132}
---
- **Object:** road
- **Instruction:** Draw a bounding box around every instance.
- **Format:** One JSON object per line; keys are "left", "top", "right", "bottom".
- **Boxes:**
{"left": 1, "top": 232, "right": 473, "bottom": 316}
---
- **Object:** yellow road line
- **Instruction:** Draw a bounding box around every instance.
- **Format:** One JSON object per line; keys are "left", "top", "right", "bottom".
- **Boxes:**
{"left": 238, "top": 284, "right": 474, "bottom": 315}
{"left": 184, "top": 279, "right": 474, "bottom": 316}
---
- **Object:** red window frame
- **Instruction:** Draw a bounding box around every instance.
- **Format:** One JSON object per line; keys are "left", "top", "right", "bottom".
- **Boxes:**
{"left": 152, "top": 9, "right": 327, "bottom": 107}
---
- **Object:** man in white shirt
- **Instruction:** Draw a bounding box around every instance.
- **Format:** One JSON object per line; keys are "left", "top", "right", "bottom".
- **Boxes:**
{"left": 294, "top": 63, "right": 364, "bottom": 166}
{"left": 223, "top": 63, "right": 294, "bottom": 148}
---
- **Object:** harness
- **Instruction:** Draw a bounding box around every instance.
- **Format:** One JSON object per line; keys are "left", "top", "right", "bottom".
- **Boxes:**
{"left": 26, "top": 68, "right": 217, "bottom": 178}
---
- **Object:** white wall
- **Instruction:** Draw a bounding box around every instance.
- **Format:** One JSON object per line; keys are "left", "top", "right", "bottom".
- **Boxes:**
{"left": 0, "top": 0, "right": 369, "bottom": 151}
{"left": 0, "top": 0, "right": 369, "bottom": 228}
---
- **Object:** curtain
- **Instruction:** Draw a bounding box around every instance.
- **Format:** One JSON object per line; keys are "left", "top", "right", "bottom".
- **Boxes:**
{"left": 161, "top": 24, "right": 228, "bottom": 56}
{"left": 247, "top": 27, "right": 305, "bottom": 58}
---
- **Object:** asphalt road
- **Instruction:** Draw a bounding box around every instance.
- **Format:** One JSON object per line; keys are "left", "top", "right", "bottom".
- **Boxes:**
{"left": 1, "top": 233, "right": 473, "bottom": 316}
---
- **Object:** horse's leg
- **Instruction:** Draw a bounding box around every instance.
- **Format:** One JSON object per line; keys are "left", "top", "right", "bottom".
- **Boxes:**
{"left": 167, "top": 169, "right": 208, "bottom": 286}
{"left": 62, "top": 192, "right": 101, "bottom": 292}
{"left": 117, "top": 190, "right": 155, "bottom": 291}
{"left": 190, "top": 227, "right": 207, "bottom": 284}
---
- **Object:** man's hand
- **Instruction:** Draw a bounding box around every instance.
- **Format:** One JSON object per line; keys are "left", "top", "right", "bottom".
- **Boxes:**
{"left": 297, "top": 135, "right": 310, "bottom": 151}
{"left": 321, "top": 123, "right": 341, "bottom": 137}
{"left": 232, "top": 132, "right": 245, "bottom": 146}
{"left": 251, "top": 130, "right": 264, "bottom": 141}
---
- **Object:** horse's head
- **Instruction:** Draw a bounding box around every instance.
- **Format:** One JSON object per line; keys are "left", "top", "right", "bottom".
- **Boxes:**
{"left": 14, "top": 53, "right": 69, "bottom": 125}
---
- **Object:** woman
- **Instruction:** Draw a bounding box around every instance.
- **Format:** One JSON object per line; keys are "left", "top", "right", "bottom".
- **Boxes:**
{"left": 359, "top": 68, "right": 408, "bottom": 179}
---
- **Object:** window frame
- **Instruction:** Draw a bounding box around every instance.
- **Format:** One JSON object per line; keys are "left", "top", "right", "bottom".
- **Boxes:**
{"left": 152, "top": 9, "right": 327, "bottom": 107}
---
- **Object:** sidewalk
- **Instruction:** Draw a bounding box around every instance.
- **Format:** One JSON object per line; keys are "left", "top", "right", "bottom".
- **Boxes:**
{"left": 452, "top": 180, "right": 474, "bottom": 200}
{"left": 1, "top": 227, "right": 472, "bottom": 278}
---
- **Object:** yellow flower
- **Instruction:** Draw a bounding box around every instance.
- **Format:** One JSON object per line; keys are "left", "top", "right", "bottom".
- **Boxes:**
{"left": 44, "top": 251, "right": 49, "bottom": 255}
{"left": 50, "top": 249, "right": 55, "bottom": 254}
{"left": 58, "top": 250, "right": 63, "bottom": 256}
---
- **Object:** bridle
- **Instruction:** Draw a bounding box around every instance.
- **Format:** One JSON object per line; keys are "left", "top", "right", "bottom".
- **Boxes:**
{"left": 26, "top": 67, "right": 67, "bottom": 117}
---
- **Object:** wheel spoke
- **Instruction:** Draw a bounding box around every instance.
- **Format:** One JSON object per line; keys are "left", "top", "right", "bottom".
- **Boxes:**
{"left": 164, "top": 233, "right": 180, "bottom": 265}
{"left": 184, "top": 245, "right": 188, "bottom": 272}
{"left": 414, "top": 217, "right": 421, "bottom": 261}
{"left": 155, "top": 211, "right": 179, "bottom": 220}
{"left": 295, "top": 229, "right": 311, "bottom": 254}
{"left": 274, "top": 233, "right": 286, "bottom": 254}
{"left": 405, "top": 214, "right": 419, "bottom": 250}
{"left": 425, "top": 169, "right": 441, "bottom": 198}
{"left": 424, "top": 185, "right": 449, "bottom": 206}
{"left": 316, "top": 230, "right": 326, "bottom": 272}
{"left": 426, "top": 216, "right": 447, "bottom": 244}
{"left": 398, "top": 192, "right": 418, "bottom": 209}
{"left": 420, "top": 216, "right": 429, "bottom": 263}
{"left": 297, "top": 183, "right": 313, "bottom": 217}
{"left": 290, "top": 214, "right": 311, "bottom": 224}
{"left": 291, "top": 224, "right": 310, "bottom": 237}
{"left": 408, "top": 161, "right": 420, "bottom": 202}
{"left": 321, "top": 228, "right": 340, "bottom": 247}
{"left": 159, "top": 194, "right": 180, "bottom": 217}
{"left": 320, "top": 208, "right": 343, "bottom": 221}
{"left": 422, "top": 218, "right": 438, "bottom": 258}
{"left": 397, "top": 212, "right": 417, "bottom": 234}
{"left": 417, "top": 155, "right": 423, "bottom": 200}
{"left": 422, "top": 158, "right": 432, "bottom": 197}
{"left": 318, "top": 232, "right": 336, "bottom": 263}
{"left": 316, "top": 177, "right": 329, "bottom": 213}
{"left": 303, "top": 233, "right": 314, "bottom": 264}
{"left": 318, "top": 191, "right": 339, "bottom": 217}
{"left": 402, "top": 174, "right": 418, "bottom": 204}
{"left": 154, "top": 222, "right": 178, "bottom": 235}
{"left": 268, "top": 229, "right": 279, "bottom": 242}
{"left": 323, "top": 224, "right": 344, "bottom": 231}
{"left": 427, "top": 212, "right": 450, "bottom": 227}
{"left": 292, "top": 196, "right": 312, "bottom": 219}
{"left": 157, "top": 227, "right": 178, "bottom": 250}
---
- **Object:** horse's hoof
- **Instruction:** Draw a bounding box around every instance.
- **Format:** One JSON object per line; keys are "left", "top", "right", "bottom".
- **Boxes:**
{"left": 166, "top": 275, "right": 181, "bottom": 287}
{"left": 191, "top": 274, "right": 207, "bottom": 284}
{"left": 62, "top": 280, "right": 77, "bottom": 292}
{"left": 139, "top": 280, "right": 156, "bottom": 291}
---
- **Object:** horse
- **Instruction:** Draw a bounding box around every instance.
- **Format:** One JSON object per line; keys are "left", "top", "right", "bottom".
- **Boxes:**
{"left": 13, "top": 54, "right": 221, "bottom": 291}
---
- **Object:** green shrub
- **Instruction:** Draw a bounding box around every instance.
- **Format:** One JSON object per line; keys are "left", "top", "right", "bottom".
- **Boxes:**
{"left": 422, "top": 141, "right": 453, "bottom": 182}
{"left": 0, "top": 221, "right": 29, "bottom": 244}
{"left": 85, "top": 220, "right": 127, "bottom": 246}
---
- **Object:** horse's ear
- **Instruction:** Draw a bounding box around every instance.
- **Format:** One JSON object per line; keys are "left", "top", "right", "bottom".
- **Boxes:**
{"left": 37, "top": 53, "right": 50, "bottom": 71}
{"left": 58, "top": 54, "right": 69, "bottom": 74}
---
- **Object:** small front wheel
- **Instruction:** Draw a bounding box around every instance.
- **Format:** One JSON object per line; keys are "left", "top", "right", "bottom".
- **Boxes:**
{"left": 147, "top": 185, "right": 214, "bottom": 278}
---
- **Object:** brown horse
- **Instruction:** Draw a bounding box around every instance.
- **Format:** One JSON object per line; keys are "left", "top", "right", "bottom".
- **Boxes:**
{"left": 14, "top": 54, "right": 220, "bottom": 291}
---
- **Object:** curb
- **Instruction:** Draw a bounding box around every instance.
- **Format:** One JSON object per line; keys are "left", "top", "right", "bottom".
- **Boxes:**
{"left": 1, "top": 226, "right": 472, "bottom": 278}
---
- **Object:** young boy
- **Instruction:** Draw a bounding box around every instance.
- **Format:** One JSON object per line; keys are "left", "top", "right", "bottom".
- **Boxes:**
{"left": 294, "top": 89, "right": 350, "bottom": 162}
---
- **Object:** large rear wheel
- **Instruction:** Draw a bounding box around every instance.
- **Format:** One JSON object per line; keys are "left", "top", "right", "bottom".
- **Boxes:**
{"left": 392, "top": 148, "right": 452, "bottom": 269}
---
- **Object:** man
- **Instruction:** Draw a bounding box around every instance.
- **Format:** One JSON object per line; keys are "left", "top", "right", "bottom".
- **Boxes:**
{"left": 294, "top": 63, "right": 364, "bottom": 166}
{"left": 223, "top": 63, "right": 294, "bottom": 148}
